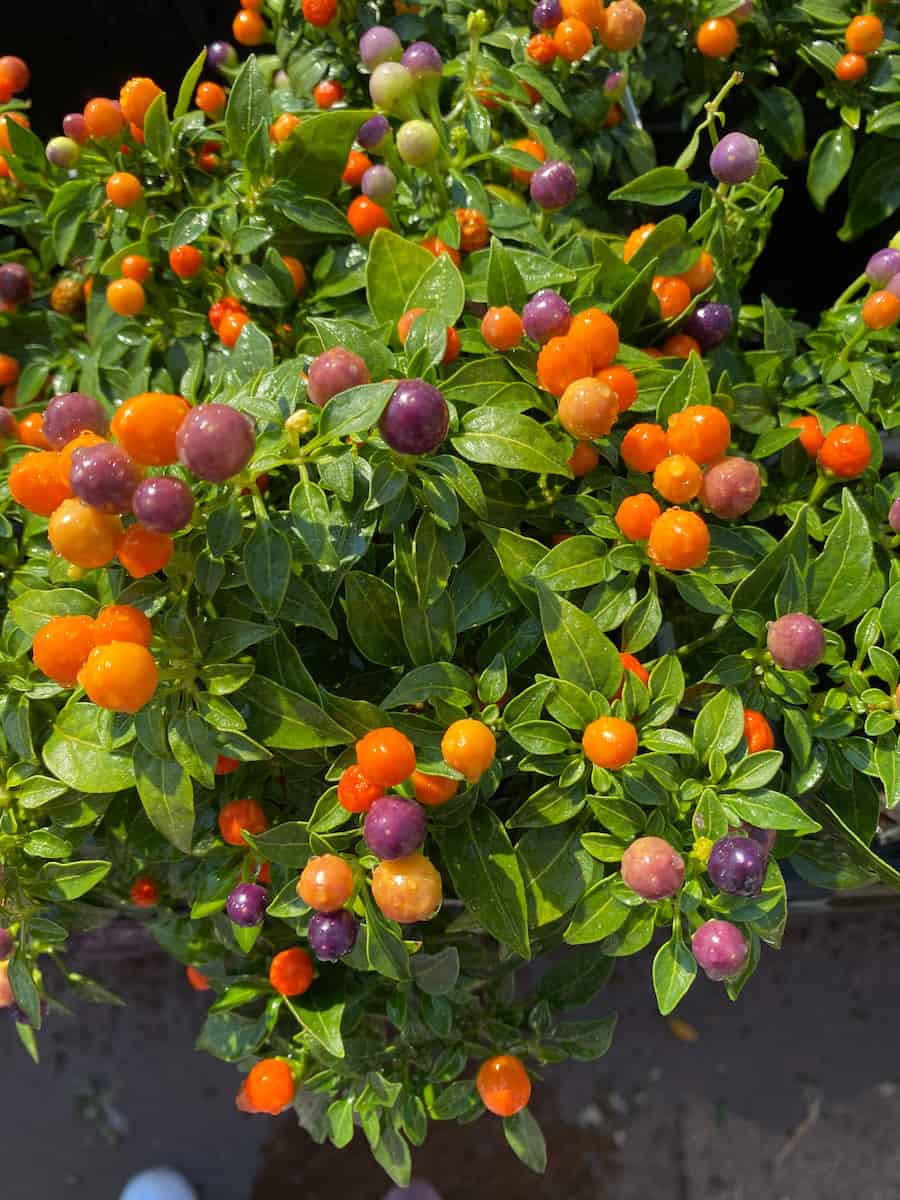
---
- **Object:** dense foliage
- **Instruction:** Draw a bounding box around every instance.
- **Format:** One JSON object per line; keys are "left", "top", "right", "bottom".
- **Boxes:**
{"left": 0, "top": 0, "right": 899, "bottom": 1182}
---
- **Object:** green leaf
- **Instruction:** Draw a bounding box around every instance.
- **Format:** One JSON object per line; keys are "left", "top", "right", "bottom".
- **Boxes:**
{"left": 246, "top": 821, "right": 310, "bottom": 866}
{"left": 328, "top": 1098, "right": 355, "bottom": 1149}
{"left": 8, "top": 953, "right": 41, "bottom": 1028}
{"left": 9, "top": 588, "right": 97, "bottom": 638}
{"left": 244, "top": 519, "right": 291, "bottom": 616}
{"left": 807, "top": 126, "right": 854, "bottom": 211}
{"left": 486, "top": 237, "right": 528, "bottom": 310}
{"left": 518, "top": 826, "right": 593, "bottom": 927}
{"left": 729, "top": 751, "right": 783, "bottom": 790}
{"left": 453, "top": 409, "right": 571, "bottom": 477}
{"left": 205, "top": 618, "right": 274, "bottom": 661}
{"left": 287, "top": 984, "right": 346, "bottom": 1058}
{"left": 226, "top": 264, "right": 286, "bottom": 308}
{"left": 225, "top": 55, "right": 271, "bottom": 157}
{"left": 652, "top": 936, "right": 697, "bottom": 1015}
{"left": 344, "top": 572, "right": 407, "bottom": 666}
{"left": 243, "top": 678, "right": 352, "bottom": 750}
{"left": 36, "top": 859, "right": 110, "bottom": 901}
{"left": 503, "top": 1109, "right": 547, "bottom": 1174}
{"left": 274, "top": 110, "right": 377, "bottom": 195}
{"left": 725, "top": 787, "right": 821, "bottom": 832}
{"left": 319, "top": 381, "right": 394, "bottom": 441}
{"left": 839, "top": 138, "right": 900, "bottom": 241}
{"left": 564, "top": 878, "right": 630, "bottom": 945}
{"left": 371, "top": 1127, "right": 411, "bottom": 1188}
{"left": 407, "top": 252, "right": 466, "bottom": 325}
{"left": 757, "top": 87, "right": 805, "bottom": 159}
{"left": 731, "top": 508, "right": 808, "bottom": 615}
{"left": 43, "top": 705, "right": 135, "bottom": 793}
{"left": 411, "top": 947, "right": 460, "bottom": 995}
{"left": 553, "top": 1013, "right": 617, "bottom": 1059}
{"left": 532, "top": 536, "right": 608, "bottom": 592}
{"left": 174, "top": 47, "right": 207, "bottom": 120}
{"left": 809, "top": 490, "right": 873, "bottom": 623}
{"left": 435, "top": 807, "right": 531, "bottom": 959}
{"left": 656, "top": 353, "right": 711, "bottom": 425}
{"left": 134, "top": 746, "right": 194, "bottom": 853}
{"left": 366, "top": 229, "right": 434, "bottom": 326}
{"left": 143, "top": 92, "right": 172, "bottom": 164}
{"left": 610, "top": 166, "right": 697, "bottom": 205}
{"left": 693, "top": 688, "right": 744, "bottom": 762}
{"left": 169, "top": 207, "right": 210, "bottom": 250}
{"left": 537, "top": 584, "right": 622, "bottom": 698}
{"left": 537, "top": 946, "right": 613, "bottom": 1007}
{"left": 196, "top": 1010, "right": 268, "bottom": 1062}
{"left": 382, "top": 662, "right": 473, "bottom": 709}
{"left": 360, "top": 888, "right": 411, "bottom": 981}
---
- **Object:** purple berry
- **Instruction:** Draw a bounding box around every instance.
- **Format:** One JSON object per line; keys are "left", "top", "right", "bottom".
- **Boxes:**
{"left": 709, "top": 132, "right": 760, "bottom": 185}
{"left": 369, "top": 62, "right": 415, "bottom": 111}
{"left": 708, "top": 835, "right": 766, "bottom": 897}
{"left": 522, "top": 288, "right": 571, "bottom": 343}
{"left": 379, "top": 379, "right": 449, "bottom": 455}
{"left": 226, "top": 883, "right": 268, "bottom": 927}
{"left": 691, "top": 919, "right": 749, "bottom": 981}
{"left": 46, "top": 136, "right": 80, "bottom": 169}
{"left": 307, "top": 347, "right": 371, "bottom": 407}
{"left": 604, "top": 69, "right": 626, "bottom": 97}
{"left": 357, "top": 114, "right": 392, "bottom": 152}
{"left": 700, "top": 456, "right": 761, "bottom": 519}
{"left": 176, "top": 404, "right": 255, "bottom": 482}
{"left": 766, "top": 612, "right": 826, "bottom": 671}
{"left": 359, "top": 26, "right": 403, "bottom": 70}
{"left": 0, "top": 262, "right": 32, "bottom": 304}
{"left": 401, "top": 41, "right": 443, "bottom": 77}
{"left": 70, "top": 443, "right": 142, "bottom": 514}
{"left": 207, "top": 41, "right": 237, "bottom": 70}
{"left": 43, "top": 392, "right": 107, "bottom": 449}
{"left": 361, "top": 164, "right": 397, "bottom": 201}
{"left": 131, "top": 476, "right": 195, "bottom": 533}
{"left": 682, "top": 302, "right": 733, "bottom": 350}
{"left": 530, "top": 160, "right": 578, "bottom": 210}
{"left": 620, "top": 836, "right": 685, "bottom": 900}
{"left": 533, "top": 0, "right": 562, "bottom": 27}
{"left": 363, "top": 795, "right": 427, "bottom": 860}
{"left": 0, "top": 929, "right": 13, "bottom": 959}
{"left": 0, "top": 408, "right": 16, "bottom": 440}
{"left": 744, "top": 824, "right": 777, "bottom": 856}
{"left": 308, "top": 909, "right": 358, "bottom": 961}
{"left": 62, "top": 113, "right": 88, "bottom": 144}
{"left": 866, "top": 248, "right": 900, "bottom": 286}
{"left": 890, "top": 497, "right": 900, "bottom": 533}
{"left": 396, "top": 119, "right": 439, "bottom": 166}
{"left": 886, "top": 272, "right": 900, "bottom": 299}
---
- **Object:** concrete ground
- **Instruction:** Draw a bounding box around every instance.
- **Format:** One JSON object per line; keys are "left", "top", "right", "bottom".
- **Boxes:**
{"left": 5, "top": 906, "right": 900, "bottom": 1200}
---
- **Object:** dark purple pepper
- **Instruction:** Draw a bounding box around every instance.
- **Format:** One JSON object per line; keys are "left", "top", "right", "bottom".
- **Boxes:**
{"left": 708, "top": 836, "right": 766, "bottom": 897}
{"left": 522, "top": 288, "right": 571, "bottom": 342}
{"left": 363, "top": 795, "right": 427, "bottom": 860}
{"left": 357, "top": 114, "right": 392, "bottom": 152}
{"left": 682, "top": 302, "right": 733, "bottom": 350}
{"left": 226, "top": 883, "right": 268, "bottom": 927}
{"left": 308, "top": 909, "right": 359, "bottom": 961}
{"left": 131, "top": 477, "right": 195, "bottom": 533}
{"left": 70, "top": 443, "right": 142, "bottom": 514}
{"left": 533, "top": 0, "right": 563, "bottom": 27}
{"left": 529, "top": 160, "right": 578, "bottom": 209}
{"left": 0, "top": 263, "right": 32, "bottom": 304}
{"left": 379, "top": 379, "right": 449, "bottom": 455}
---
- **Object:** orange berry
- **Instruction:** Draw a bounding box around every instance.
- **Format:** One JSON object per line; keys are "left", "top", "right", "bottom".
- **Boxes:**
{"left": 411, "top": 770, "right": 460, "bottom": 807}
{"left": 647, "top": 507, "right": 710, "bottom": 570}
{"left": 554, "top": 16, "right": 593, "bottom": 61}
{"left": 456, "top": 208, "right": 490, "bottom": 253}
{"left": 614, "top": 652, "right": 650, "bottom": 699}
{"left": 537, "top": 335, "right": 594, "bottom": 398}
{"left": 620, "top": 422, "right": 669, "bottom": 473}
{"left": 196, "top": 81, "right": 227, "bottom": 119}
{"left": 337, "top": 764, "right": 383, "bottom": 813}
{"left": 186, "top": 966, "right": 210, "bottom": 991}
{"left": 666, "top": 405, "right": 731, "bottom": 464}
{"left": 562, "top": 0, "right": 606, "bottom": 27}
{"left": 270, "top": 113, "right": 300, "bottom": 143}
{"left": 78, "top": 641, "right": 158, "bottom": 712}
{"left": 169, "top": 244, "right": 203, "bottom": 279}
{"left": 282, "top": 255, "right": 306, "bottom": 296}
{"left": 342, "top": 149, "right": 372, "bottom": 187}
{"left": 652, "top": 275, "right": 692, "bottom": 320}
{"left": 679, "top": 250, "right": 715, "bottom": 295}
{"left": 615, "top": 492, "right": 661, "bottom": 540}
{"left": 106, "top": 171, "right": 143, "bottom": 209}
{"left": 653, "top": 453, "right": 703, "bottom": 503}
{"left": 835, "top": 52, "right": 867, "bottom": 82}
{"left": 219, "top": 798, "right": 268, "bottom": 846}
{"left": 659, "top": 334, "right": 702, "bottom": 359}
{"left": 313, "top": 80, "right": 343, "bottom": 109}
{"left": 601, "top": 0, "right": 646, "bottom": 50}
{"left": 481, "top": 306, "right": 524, "bottom": 351}
{"left": 303, "top": 0, "right": 338, "bottom": 26}
{"left": 245, "top": 1059, "right": 295, "bottom": 1115}
{"left": 441, "top": 718, "right": 496, "bottom": 783}
{"left": 0, "top": 56, "right": 29, "bottom": 95}
{"left": 106, "top": 278, "right": 145, "bottom": 317}
{"left": 121, "top": 254, "right": 151, "bottom": 282}
{"left": 846, "top": 14, "right": 883, "bottom": 52}
{"left": 558, "top": 377, "right": 619, "bottom": 439}
{"left": 219, "top": 310, "right": 251, "bottom": 348}
{"left": 789, "top": 414, "right": 824, "bottom": 458}
{"left": 130, "top": 876, "right": 159, "bottom": 907}
{"left": 111, "top": 392, "right": 190, "bottom": 466}
{"left": 527, "top": 32, "right": 559, "bottom": 64}
{"left": 9, "top": 451, "right": 72, "bottom": 515}
{"left": 0, "top": 112, "right": 27, "bottom": 154}
{"left": 83, "top": 98, "right": 125, "bottom": 140}
{"left": 568, "top": 440, "right": 600, "bottom": 476}
{"left": 477, "top": 1055, "right": 532, "bottom": 1117}
{"left": 356, "top": 727, "right": 416, "bottom": 787}
{"left": 17, "top": 411, "right": 50, "bottom": 449}
{"left": 119, "top": 77, "right": 163, "bottom": 128}
{"left": 269, "top": 948, "right": 314, "bottom": 997}
{"left": 397, "top": 307, "right": 427, "bottom": 345}
{"left": 347, "top": 195, "right": 390, "bottom": 240}
{"left": 49, "top": 499, "right": 123, "bottom": 569}
{"left": 94, "top": 604, "right": 152, "bottom": 647}
{"left": 569, "top": 307, "right": 620, "bottom": 370}
{"left": 862, "top": 289, "right": 900, "bottom": 330}
{"left": 117, "top": 525, "right": 174, "bottom": 578}
{"left": 816, "top": 423, "right": 871, "bottom": 478}
{"left": 371, "top": 852, "right": 442, "bottom": 923}
{"left": 297, "top": 854, "right": 354, "bottom": 911}
{"left": 32, "top": 615, "right": 97, "bottom": 686}
{"left": 623, "top": 223, "right": 655, "bottom": 263}
{"left": 583, "top": 715, "right": 639, "bottom": 769}
{"left": 0, "top": 353, "right": 19, "bottom": 387}
{"left": 420, "top": 237, "right": 461, "bottom": 267}
{"left": 444, "top": 326, "right": 461, "bottom": 364}
{"left": 743, "top": 709, "right": 775, "bottom": 753}
{"left": 57, "top": 431, "right": 106, "bottom": 485}
{"left": 696, "top": 17, "right": 739, "bottom": 57}
{"left": 215, "top": 754, "right": 240, "bottom": 776}
{"left": 233, "top": 8, "right": 267, "bottom": 44}
{"left": 598, "top": 365, "right": 638, "bottom": 413}
{"left": 510, "top": 137, "right": 547, "bottom": 185}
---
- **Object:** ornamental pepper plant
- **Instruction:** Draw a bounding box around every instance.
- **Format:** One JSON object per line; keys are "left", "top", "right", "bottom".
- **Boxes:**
{"left": 0, "top": 0, "right": 899, "bottom": 1183}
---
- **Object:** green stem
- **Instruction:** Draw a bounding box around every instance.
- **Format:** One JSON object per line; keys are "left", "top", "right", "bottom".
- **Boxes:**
{"left": 704, "top": 70, "right": 745, "bottom": 148}
{"left": 831, "top": 272, "right": 868, "bottom": 311}
{"left": 837, "top": 322, "right": 867, "bottom": 363}
{"left": 676, "top": 615, "right": 729, "bottom": 659}
{"left": 808, "top": 473, "right": 834, "bottom": 507}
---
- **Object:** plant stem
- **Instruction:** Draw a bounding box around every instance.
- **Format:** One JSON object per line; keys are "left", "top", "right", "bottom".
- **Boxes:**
{"left": 704, "top": 71, "right": 745, "bottom": 148}
{"left": 837, "top": 322, "right": 867, "bottom": 363}
{"left": 808, "top": 473, "right": 833, "bottom": 507}
{"left": 831, "top": 273, "right": 867, "bottom": 311}
{"left": 676, "top": 614, "right": 730, "bottom": 659}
